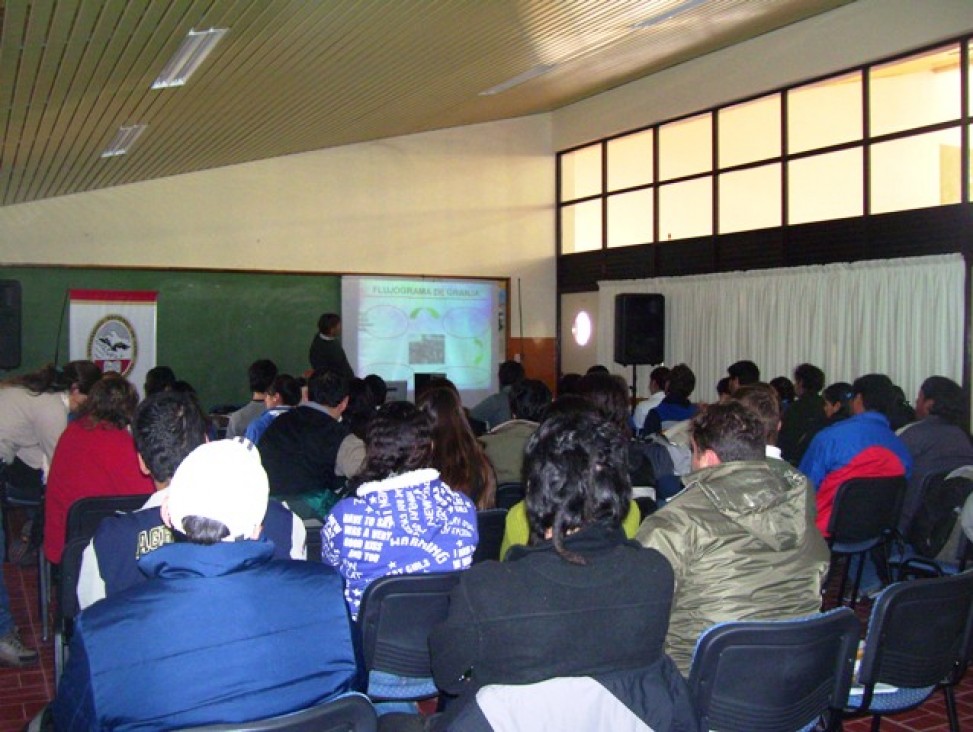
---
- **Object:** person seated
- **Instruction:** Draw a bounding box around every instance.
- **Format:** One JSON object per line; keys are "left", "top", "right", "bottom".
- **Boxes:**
{"left": 642, "top": 363, "right": 699, "bottom": 436}
{"left": 419, "top": 386, "right": 497, "bottom": 510}
{"left": 733, "top": 382, "right": 784, "bottom": 460}
{"left": 637, "top": 402, "right": 829, "bottom": 674}
{"left": 777, "top": 363, "right": 826, "bottom": 465}
{"left": 632, "top": 366, "right": 670, "bottom": 435}
{"left": 427, "top": 410, "right": 695, "bottom": 731}
{"left": 769, "top": 376, "right": 795, "bottom": 413}
{"left": 469, "top": 360, "right": 524, "bottom": 431}
{"left": 799, "top": 373, "right": 912, "bottom": 537}
{"left": 887, "top": 383, "right": 917, "bottom": 432}
{"left": 51, "top": 440, "right": 358, "bottom": 730}
{"left": 78, "top": 391, "right": 306, "bottom": 609}
{"left": 897, "top": 376, "right": 973, "bottom": 536}
{"left": 714, "top": 376, "right": 732, "bottom": 403}
{"left": 225, "top": 358, "right": 278, "bottom": 438}
{"left": 43, "top": 374, "right": 154, "bottom": 564}
{"left": 258, "top": 370, "right": 350, "bottom": 517}
{"left": 321, "top": 401, "right": 478, "bottom": 620}
{"left": 335, "top": 377, "right": 380, "bottom": 481}
{"left": 726, "top": 359, "right": 760, "bottom": 394}
{"left": 478, "top": 379, "right": 552, "bottom": 485}
{"left": 244, "top": 373, "right": 301, "bottom": 445}
{"left": 143, "top": 365, "right": 177, "bottom": 396}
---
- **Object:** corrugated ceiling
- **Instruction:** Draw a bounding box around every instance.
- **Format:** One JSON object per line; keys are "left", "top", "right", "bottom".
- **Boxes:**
{"left": 0, "top": 0, "right": 852, "bottom": 207}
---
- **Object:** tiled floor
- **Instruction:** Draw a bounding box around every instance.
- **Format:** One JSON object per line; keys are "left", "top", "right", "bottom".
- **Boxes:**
{"left": 1, "top": 550, "right": 971, "bottom": 731}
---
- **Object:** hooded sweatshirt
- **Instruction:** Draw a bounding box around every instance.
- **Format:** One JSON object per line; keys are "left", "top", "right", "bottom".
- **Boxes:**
{"left": 636, "top": 458, "right": 829, "bottom": 673}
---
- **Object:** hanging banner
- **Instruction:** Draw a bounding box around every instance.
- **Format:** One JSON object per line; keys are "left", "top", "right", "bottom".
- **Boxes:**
{"left": 69, "top": 289, "right": 158, "bottom": 395}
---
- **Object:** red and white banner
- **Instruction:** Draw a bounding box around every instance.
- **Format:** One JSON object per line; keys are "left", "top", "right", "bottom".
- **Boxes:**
{"left": 69, "top": 289, "right": 158, "bottom": 395}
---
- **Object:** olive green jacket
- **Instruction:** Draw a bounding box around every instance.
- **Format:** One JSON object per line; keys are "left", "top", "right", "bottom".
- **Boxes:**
{"left": 636, "top": 458, "right": 829, "bottom": 674}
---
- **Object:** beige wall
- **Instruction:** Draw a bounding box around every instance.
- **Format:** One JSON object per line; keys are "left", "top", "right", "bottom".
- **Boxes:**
{"left": 553, "top": 0, "right": 973, "bottom": 151}
{"left": 0, "top": 114, "right": 556, "bottom": 337}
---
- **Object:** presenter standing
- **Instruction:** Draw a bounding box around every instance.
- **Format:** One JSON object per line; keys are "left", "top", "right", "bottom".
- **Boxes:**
{"left": 309, "top": 313, "right": 354, "bottom": 378}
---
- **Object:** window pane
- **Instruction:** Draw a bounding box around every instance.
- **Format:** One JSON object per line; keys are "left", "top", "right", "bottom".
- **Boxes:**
{"left": 659, "top": 177, "right": 712, "bottom": 241}
{"left": 608, "top": 189, "right": 654, "bottom": 248}
{"left": 608, "top": 129, "right": 654, "bottom": 191}
{"left": 560, "top": 144, "right": 601, "bottom": 201}
{"left": 719, "top": 164, "right": 782, "bottom": 234}
{"left": 871, "top": 128, "right": 962, "bottom": 214}
{"left": 659, "top": 113, "right": 712, "bottom": 180}
{"left": 788, "top": 148, "right": 863, "bottom": 225}
{"left": 870, "top": 44, "right": 961, "bottom": 137}
{"left": 788, "top": 72, "right": 863, "bottom": 154}
{"left": 719, "top": 94, "right": 781, "bottom": 168}
{"left": 560, "top": 200, "right": 602, "bottom": 253}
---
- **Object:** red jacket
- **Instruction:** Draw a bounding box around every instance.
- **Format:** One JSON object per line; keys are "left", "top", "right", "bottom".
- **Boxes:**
{"left": 43, "top": 416, "right": 154, "bottom": 563}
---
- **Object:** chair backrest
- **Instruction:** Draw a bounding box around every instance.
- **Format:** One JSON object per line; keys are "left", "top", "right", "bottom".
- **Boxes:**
{"left": 858, "top": 570, "right": 973, "bottom": 691}
{"left": 472, "top": 508, "right": 507, "bottom": 563}
{"left": 495, "top": 482, "right": 525, "bottom": 510}
{"left": 827, "top": 476, "right": 907, "bottom": 544}
{"left": 358, "top": 571, "right": 461, "bottom": 679}
{"left": 58, "top": 536, "right": 90, "bottom": 625}
{"left": 688, "top": 608, "right": 861, "bottom": 732}
{"left": 65, "top": 494, "right": 150, "bottom": 542}
{"left": 175, "top": 692, "right": 377, "bottom": 732}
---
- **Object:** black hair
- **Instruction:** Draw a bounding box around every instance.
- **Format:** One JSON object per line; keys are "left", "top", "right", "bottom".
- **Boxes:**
{"left": 248, "top": 359, "right": 278, "bottom": 393}
{"left": 822, "top": 382, "right": 854, "bottom": 419}
{"left": 508, "top": 379, "right": 552, "bottom": 422}
{"left": 363, "top": 374, "right": 387, "bottom": 405}
{"left": 268, "top": 374, "right": 302, "bottom": 407}
{"left": 666, "top": 363, "right": 696, "bottom": 400}
{"left": 144, "top": 366, "right": 177, "bottom": 396}
{"left": 715, "top": 377, "right": 732, "bottom": 398}
{"left": 769, "top": 376, "right": 795, "bottom": 406}
{"left": 733, "top": 383, "right": 780, "bottom": 445}
{"left": 524, "top": 411, "right": 631, "bottom": 564}
{"left": 649, "top": 366, "right": 671, "bottom": 391}
{"left": 691, "top": 401, "right": 765, "bottom": 463}
{"left": 920, "top": 376, "right": 966, "bottom": 425}
{"left": 577, "top": 372, "right": 631, "bottom": 438}
{"left": 351, "top": 401, "right": 433, "bottom": 489}
{"left": 498, "top": 360, "right": 526, "bottom": 388}
{"left": 541, "top": 394, "right": 596, "bottom": 423}
{"left": 308, "top": 370, "right": 350, "bottom": 407}
{"left": 317, "top": 313, "right": 342, "bottom": 336}
{"left": 3, "top": 360, "right": 101, "bottom": 395}
{"left": 556, "top": 372, "right": 583, "bottom": 396}
{"left": 343, "top": 377, "right": 378, "bottom": 440}
{"left": 181, "top": 515, "right": 231, "bottom": 545}
{"left": 585, "top": 364, "right": 610, "bottom": 375}
{"left": 132, "top": 391, "right": 208, "bottom": 483}
{"left": 727, "top": 360, "right": 760, "bottom": 387}
{"left": 78, "top": 374, "right": 139, "bottom": 429}
{"left": 852, "top": 373, "right": 897, "bottom": 415}
{"left": 793, "top": 363, "right": 825, "bottom": 395}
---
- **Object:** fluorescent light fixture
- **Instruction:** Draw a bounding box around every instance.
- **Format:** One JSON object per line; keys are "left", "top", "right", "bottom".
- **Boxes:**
{"left": 100, "top": 124, "right": 147, "bottom": 158}
{"left": 479, "top": 64, "right": 555, "bottom": 96}
{"left": 152, "top": 28, "right": 228, "bottom": 89}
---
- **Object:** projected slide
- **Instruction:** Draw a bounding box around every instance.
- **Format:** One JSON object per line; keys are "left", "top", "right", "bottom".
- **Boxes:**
{"left": 342, "top": 276, "right": 501, "bottom": 402}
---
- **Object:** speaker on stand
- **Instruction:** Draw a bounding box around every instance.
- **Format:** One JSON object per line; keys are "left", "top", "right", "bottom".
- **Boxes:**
{"left": 614, "top": 293, "right": 665, "bottom": 407}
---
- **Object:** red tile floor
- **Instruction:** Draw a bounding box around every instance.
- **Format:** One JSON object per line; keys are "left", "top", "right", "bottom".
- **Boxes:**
{"left": 1, "top": 545, "right": 971, "bottom": 730}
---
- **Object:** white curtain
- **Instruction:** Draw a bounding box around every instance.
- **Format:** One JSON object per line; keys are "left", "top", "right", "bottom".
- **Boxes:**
{"left": 597, "top": 254, "right": 965, "bottom": 405}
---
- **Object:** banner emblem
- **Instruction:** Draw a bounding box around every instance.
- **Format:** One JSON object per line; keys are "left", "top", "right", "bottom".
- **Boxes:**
{"left": 87, "top": 314, "right": 138, "bottom": 375}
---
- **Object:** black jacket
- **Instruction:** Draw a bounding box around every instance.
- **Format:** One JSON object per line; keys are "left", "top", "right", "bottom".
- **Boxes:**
{"left": 258, "top": 404, "right": 348, "bottom": 497}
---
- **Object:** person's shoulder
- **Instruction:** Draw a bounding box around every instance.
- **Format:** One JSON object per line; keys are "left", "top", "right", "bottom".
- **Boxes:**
{"left": 96, "top": 505, "right": 163, "bottom": 537}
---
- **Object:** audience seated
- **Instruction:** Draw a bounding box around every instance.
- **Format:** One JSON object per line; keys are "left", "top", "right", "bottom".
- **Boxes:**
{"left": 769, "top": 376, "right": 795, "bottom": 413}
{"left": 887, "top": 383, "right": 917, "bottom": 432}
{"left": 733, "top": 382, "right": 784, "bottom": 460}
{"left": 78, "top": 391, "right": 305, "bottom": 609}
{"left": 799, "top": 374, "right": 912, "bottom": 537}
{"left": 642, "top": 363, "right": 699, "bottom": 435}
{"left": 478, "top": 378, "right": 551, "bottom": 485}
{"left": 43, "top": 374, "right": 154, "bottom": 564}
{"left": 469, "top": 360, "right": 524, "bottom": 431}
{"left": 52, "top": 440, "right": 357, "bottom": 730}
{"left": 244, "top": 373, "right": 301, "bottom": 445}
{"left": 556, "top": 372, "right": 582, "bottom": 396}
{"left": 226, "top": 358, "right": 278, "bottom": 438}
{"left": 258, "top": 370, "right": 350, "bottom": 517}
{"left": 142, "top": 365, "right": 177, "bottom": 396}
{"left": 726, "top": 359, "right": 760, "bottom": 394}
{"left": 419, "top": 386, "right": 497, "bottom": 510}
{"left": 322, "top": 402, "right": 478, "bottom": 620}
{"left": 714, "top": 376, "right": 732, "bottom": 403}
{"left": 632, "top": 366, "right": 670, "bottom": 435}
{"left": 427, "top": 410, "right": 696, "bottom": 731}
{"left": 778, "top": 363, "right": 826, "bottom": 465}
{"left": 335, "top": 377, "right": 378, "bottom": 480}
{"left": 637, "top": 402, "right": 829, "bottom": 674}
{"left": 897, "top": 376, "right": 973, "bottom": 535}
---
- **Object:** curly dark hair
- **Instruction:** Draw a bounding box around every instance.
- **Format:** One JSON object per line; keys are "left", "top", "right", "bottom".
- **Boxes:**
{"left": 77, "top": 374, "right": 139, "bottom": 429}
{"left": 350, "top": 401, "right": 434, "bottom": 490}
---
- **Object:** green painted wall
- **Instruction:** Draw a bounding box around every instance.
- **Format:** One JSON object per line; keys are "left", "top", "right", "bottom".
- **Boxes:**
{"left": 0, "top": 266, "right": 340, "bottom": 409}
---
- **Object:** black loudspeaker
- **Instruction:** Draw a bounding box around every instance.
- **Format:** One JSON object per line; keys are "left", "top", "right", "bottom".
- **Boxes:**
{"left": 614, "top": 293, "right": 664, "bottom": 365}
{"left": 0, "top": 280, "right": 22, "bottom": 369}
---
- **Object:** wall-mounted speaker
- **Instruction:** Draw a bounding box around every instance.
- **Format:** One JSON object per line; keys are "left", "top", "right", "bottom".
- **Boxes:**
{"left": 0, "top": 280, "right": 22, "bottom": 369}
{"left": 614, "top": 293, "right": 664, "bottom": 365}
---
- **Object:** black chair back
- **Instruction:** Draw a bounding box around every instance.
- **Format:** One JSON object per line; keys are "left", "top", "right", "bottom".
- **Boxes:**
{"left": 688, "top": 608, "right": 860, "bottom": 732}
{"left": 827, "top": 476, "right": 907, "bottom": 545}
{"left": 495, "top": 482, "right": 524, "bottom": 510}
{"left": 65, "top": 494, "right": 150, "bottom": 542}
{"left": 357, "top": 572, "right": 461, "bottom": 691}
{"left": 175, "top": 692, "right": 378, "bottom": 732}
{"left": 54, "top": 535, "right": 92, "bottom": 688}
{"left": 472, "top": 508, "right": 507, "bottom": 563}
